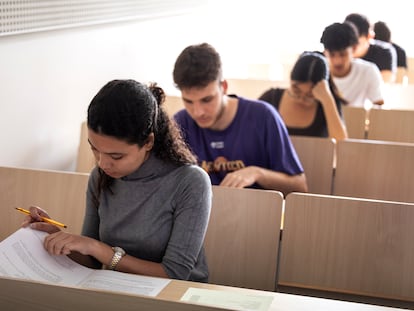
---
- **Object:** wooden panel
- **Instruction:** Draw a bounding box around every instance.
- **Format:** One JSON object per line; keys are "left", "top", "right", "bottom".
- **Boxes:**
{"left": 342, "top": 105, "right": 367, "bottom": 139}
{"left": 0, "top": 169, "right": 283, "bottom": 292}
{"left": 367, "top": 108, "right": 414, "bottom": 143}
{"left": 204, "top": 186, "right": 283, "bottom": 291}
{"left": 333, "top": 139, "right": 414, "bottom": 203}
{"left": 226, "top": 78, "right": 289, "bottom": 99}
{"left": 0, "top": 277, "right": 226, "bottom": 311}
{"left": 395, "top": 67, "right": 408, "bottom": 84}
{"left": 164, "top": 95, "right": 184, "bottom": 117}
{"left": 2, "top": 276, "right": 408, "bottom": 311}
{"left": 290, "top": 136, "right": 335, "bottom": 195}
{"left": 406, "top": 57, "right": 414, "bottom": 85}
{"left": 279, "top": 192, "right": 414, "bottom": 301}
{"left": 0, "top": 166, "right": 89, "bottom": 240}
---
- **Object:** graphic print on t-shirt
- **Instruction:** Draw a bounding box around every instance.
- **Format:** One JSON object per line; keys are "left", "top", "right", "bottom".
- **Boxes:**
{"left": 200, "top": 156, "right": 245, "bottom": 174}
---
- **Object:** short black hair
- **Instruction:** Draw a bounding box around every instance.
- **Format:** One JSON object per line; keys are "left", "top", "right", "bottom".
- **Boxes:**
{"left": 373, "top": 21, "right": 391, "bottom": 42}
{"left": 344, "top": 13, "right": 370, "bottom": 37}
{"left": 320, "top": 22, "right": 359, "bottom": 51}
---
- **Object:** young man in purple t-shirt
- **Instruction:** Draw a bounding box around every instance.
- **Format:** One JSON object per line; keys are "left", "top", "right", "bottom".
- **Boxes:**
{"left": 172, "top": 43, "right": 307, "bottom": 196}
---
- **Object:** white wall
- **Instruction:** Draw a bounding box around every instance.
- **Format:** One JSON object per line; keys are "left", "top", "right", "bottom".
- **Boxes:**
{"left": 0, "top": 14, "right": 202, "bottom": 171}
{"left": 0, "top": 1, "right": 411, "bottom": 171}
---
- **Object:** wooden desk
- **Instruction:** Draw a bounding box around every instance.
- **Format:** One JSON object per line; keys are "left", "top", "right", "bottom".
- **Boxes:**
{"left": 0, "top": 166, "right": 89, "bottom": 240}
{"left": 342, "top": 106, "right": 367, "bottom": 139}
{"left": 205, "top": 186, "right": 283, "bottom": 291}
{"left": 367, "top": 108, "right": 414, "bottom": 143}
{"left": 279, "top": 192, "right": 414, "bottom": 302}
{"left": 0, "top": 276, "right": 409, "bottom": 310}
{"left": 0, "top": 166, "right": 411, "bottom": 310}
{"left": 0, "top": 166, "right": 282, "bottom": 292}
{"left": 290, "top": 136, "right": 335, "bottom": 195}
{"left": 333, "top": 139, "right": 414, "bottom": 203}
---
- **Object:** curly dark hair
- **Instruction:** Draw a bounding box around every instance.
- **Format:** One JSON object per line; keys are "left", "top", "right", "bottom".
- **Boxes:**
{"left": 87, "top": 79, "right": 196, "bottom": 195}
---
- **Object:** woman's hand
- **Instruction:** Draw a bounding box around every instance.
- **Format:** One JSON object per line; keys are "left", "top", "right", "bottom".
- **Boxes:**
{"left": 21, "top": 205, "right": 60, "bottom": 234}
{"left": 312, "top": 80, "right": 348, "bottom": 140}
{"left": 43, "top": 231, "right": 98, "bottom": 256}
{"left": 311, "top": 80, "right": 333, "bottom": 105}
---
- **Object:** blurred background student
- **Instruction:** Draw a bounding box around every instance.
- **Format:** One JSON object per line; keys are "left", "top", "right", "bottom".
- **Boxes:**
{"left": 345, "top": 13, "right": 397, "bottom": 83}
{"left": 320, "top": 22, "right": 384, "bottom": 108}
{"left": 259, "top": 51, "right": 348, "bottom": 140}
{"left": 373, "top": 20, "right": 408, "bottom": 83}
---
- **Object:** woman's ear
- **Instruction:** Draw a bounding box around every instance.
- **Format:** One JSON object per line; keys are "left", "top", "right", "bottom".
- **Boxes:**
{"left": 145, "top": 133, "right": 155, "bottom": 151}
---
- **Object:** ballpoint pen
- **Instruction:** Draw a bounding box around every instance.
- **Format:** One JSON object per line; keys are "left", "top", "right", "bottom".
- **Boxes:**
{"left": 15, "top": 207, "right": 67, "bottom": 228}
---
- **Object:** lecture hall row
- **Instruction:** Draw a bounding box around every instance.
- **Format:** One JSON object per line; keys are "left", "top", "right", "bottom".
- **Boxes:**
{"left": 166, "top": 79, "right": 414, "bottom": 144}
{"left": 1, "top": 165, "right": 414, "bottom": 310}
{"left": 2, "top": 79, "right": 414, "bottom": 309}
{"left": 77, "top": 115, "right": 414, "bottom": 205}
{"left": 68, "top": 118, "right": 414, "bottom": 307}
{"left": 2, "top": 110, "right": 414, "bottom": 309}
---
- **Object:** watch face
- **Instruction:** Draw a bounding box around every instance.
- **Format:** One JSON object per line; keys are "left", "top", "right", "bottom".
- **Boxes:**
{"left": 113, "top": 246, "right": 125, "bottom": 256}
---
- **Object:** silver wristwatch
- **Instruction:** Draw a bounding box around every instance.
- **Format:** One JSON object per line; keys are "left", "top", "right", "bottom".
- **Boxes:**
{"left": 109, "top": 246, "right": 126, "bottom": 270}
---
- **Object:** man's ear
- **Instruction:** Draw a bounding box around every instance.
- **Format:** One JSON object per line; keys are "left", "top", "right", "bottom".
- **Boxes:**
{"left": 221, "top": 80, "right": 228, "bottom": 94}
{"left": 352, "top": 44, "right": 358, "bottom": 53}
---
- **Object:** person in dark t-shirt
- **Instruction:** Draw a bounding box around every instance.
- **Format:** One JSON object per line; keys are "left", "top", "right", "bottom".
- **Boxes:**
{"left": 345, "top": 13, "right": 397, "bottom": 83}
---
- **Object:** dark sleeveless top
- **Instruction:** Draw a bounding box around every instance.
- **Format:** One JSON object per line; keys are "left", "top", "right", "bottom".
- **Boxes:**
{"left": 259, "top": 88, "right": 342, "bottom": 138}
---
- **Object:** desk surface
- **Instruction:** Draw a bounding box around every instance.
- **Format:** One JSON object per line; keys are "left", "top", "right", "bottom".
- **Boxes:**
{"left": 1, "top": 276, "right": 410, "bottom": 311}
{"left": 160, "top": 280, "right": 411, "bottom": 311}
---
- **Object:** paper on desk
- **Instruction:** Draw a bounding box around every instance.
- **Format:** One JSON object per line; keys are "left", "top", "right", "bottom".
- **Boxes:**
{"left": 181, "top": 287, "right": 274, "bottom": 311}
{"left": 0, "top": 227, "right": 170, "bottom": 297}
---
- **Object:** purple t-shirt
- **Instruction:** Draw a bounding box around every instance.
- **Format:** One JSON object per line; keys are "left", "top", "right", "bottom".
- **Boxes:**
{"left": 174, "top": 96, "right": 304, "bottom": 188}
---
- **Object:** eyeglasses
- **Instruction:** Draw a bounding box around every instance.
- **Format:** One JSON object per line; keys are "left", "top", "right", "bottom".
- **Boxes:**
{"left": 287, "top": 89, "right": 316, "bottom": 104}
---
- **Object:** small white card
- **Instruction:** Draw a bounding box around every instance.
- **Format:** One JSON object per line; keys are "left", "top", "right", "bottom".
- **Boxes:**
{"left": 181, "top": 287, "right": 274, "bottom": 311}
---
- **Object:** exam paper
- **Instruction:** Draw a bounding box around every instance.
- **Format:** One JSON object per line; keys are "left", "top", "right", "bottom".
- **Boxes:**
{"left": 0, "top": 227, "right": 170, "bottom": 297}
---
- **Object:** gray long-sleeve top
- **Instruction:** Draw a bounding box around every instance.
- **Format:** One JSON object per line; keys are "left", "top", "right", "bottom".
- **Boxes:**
{"left": 82, "top": 154, "right": 212, "bottom": 282}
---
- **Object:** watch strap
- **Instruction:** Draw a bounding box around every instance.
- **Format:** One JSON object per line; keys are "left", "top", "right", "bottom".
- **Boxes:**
{"left": 109, "top": 247, "right": 125, "bottom": 270}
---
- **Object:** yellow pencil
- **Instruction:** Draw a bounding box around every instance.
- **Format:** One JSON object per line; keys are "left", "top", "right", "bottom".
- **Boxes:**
{"left": 15, "top": 207, "right": 67, "bottom": 228}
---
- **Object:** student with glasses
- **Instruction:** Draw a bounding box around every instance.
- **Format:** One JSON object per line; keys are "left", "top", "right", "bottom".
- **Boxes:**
{"left": 259, "top": 51, "right": 348, "bottom": 140}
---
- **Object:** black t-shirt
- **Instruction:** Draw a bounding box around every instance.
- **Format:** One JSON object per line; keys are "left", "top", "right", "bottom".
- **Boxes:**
{"left": 364, "top": 40, "right": 396, "bottom": 72}
{"left": 392, "top": 42, "right": 407, "bottom": 68}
